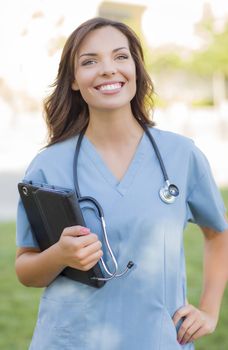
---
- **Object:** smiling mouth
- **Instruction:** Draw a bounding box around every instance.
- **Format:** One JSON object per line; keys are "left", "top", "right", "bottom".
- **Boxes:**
{"left": 95, "top": 82, "right": 125, "bottom": 92}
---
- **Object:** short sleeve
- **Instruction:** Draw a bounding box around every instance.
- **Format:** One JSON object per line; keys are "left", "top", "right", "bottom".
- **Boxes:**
{"left": 16, "top": 164, "right": 47, "bottom": 248}
{"left": 186, "top": 144, "right": 228, "bottom": 232}
{"left": 16, "top": 199, "right": 39, "bottom": 247}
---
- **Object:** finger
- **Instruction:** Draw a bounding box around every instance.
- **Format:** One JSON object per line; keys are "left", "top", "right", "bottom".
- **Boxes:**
{"left": 62, "top": 226, "right": 90, "bottom": 237}
{"left": 177, "top": 317, "right": 195, "bottom": 343}
{"left": 180, "top": 320, "right": 202, "bottom": 345}
{"left": 188, "top": 326, "right": 206, "bottom": 343}
{"left": 76, "top": 240, "right": 102, "bottom": 261}
{"left": 75, "top": 233, "right": 100, "bottom": 249}
{"left": 80, "top": 249, "right": 103, "bottom": 267}
{"left": 173, "top": 305, "right": 194, "bottom": 326}
{"left": 81, "top": 254, "right": 103, "bottom": 271}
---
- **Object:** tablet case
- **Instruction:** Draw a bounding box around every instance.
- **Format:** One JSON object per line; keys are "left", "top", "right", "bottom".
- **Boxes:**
{"left": 18, "top": 182, "right": 105, "bottom": 288}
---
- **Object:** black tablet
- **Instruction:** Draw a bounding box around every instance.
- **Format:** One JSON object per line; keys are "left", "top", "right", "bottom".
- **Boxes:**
{"left": 18, "top": 182, "right": 105, "bottom": 288}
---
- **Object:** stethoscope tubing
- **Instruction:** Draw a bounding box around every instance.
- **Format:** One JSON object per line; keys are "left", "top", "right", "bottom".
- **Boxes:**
{"left": 73, "top": 124, "right": 179, "bottom": 281}
{"left": 143, "top": 126, "right": 169, "bottom": 182}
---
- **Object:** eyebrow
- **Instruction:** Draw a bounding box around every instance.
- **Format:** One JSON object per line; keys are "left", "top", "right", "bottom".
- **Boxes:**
{"left": 79, "top": 46, "right": 129, "bottom": 58}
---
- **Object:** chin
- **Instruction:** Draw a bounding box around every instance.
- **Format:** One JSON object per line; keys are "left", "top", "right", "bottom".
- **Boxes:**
{"left": 93, "top": 100, "right": 133, "bottom": 111}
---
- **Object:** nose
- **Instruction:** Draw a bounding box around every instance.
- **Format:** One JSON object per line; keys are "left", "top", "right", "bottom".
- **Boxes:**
{"left": 99, "top": 59, "right": 117, "bottom": 76}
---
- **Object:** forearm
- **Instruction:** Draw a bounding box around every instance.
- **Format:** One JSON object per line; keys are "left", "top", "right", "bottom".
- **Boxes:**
{"left": 15, "top": 243, "right": 66, "bottom": 288}
{"left": 15, "top": 226, "right": 102, "bottom": 288}
{"left": 199, "top": 228, "right": 228, "bottom": 320}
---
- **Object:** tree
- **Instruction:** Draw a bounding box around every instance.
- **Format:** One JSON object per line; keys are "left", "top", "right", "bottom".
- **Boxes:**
{"left": 191, "top": 4, "right": 228, "bottom": 105}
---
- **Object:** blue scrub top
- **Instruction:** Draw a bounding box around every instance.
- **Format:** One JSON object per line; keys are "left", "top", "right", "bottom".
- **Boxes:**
{"left": 16, "top": 127, "right": 228, "bottom": 350}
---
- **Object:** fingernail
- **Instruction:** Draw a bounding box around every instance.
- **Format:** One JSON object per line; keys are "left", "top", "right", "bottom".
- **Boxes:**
{"left": 80, "top": 227, "right": 90, "bottom": 234}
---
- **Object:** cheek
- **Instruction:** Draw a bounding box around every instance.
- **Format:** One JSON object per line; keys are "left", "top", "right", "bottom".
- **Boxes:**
{"left": 128, "top": 68, "right": 137, "bottom": 94}
{"left": 127, "top": 64, "right": 137, "bottom": 88}
{"left": 78, "top": 88, "right": 95, "bottom": 105}
{"left": 75, "top": 77, "right": 95, "bottom": 102}
{"left": 75, "top": 69, "right": 95, "bottom": 90}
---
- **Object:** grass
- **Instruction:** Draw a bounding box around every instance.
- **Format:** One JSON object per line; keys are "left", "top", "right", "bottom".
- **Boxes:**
{"left": 0, "top": 222, "right": 42, "bottom": 350}
{"left": 0, "top": 189, "right": 227, "bottom": 349}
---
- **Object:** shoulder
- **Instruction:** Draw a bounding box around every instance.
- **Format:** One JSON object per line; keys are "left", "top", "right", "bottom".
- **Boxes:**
{"left": 39, "top": 136, "right": 77, "bottom": 159}
{"left": 149, "top": 127, "right": 195, "bottom": 152}
{"left": 24, "top": 136, "right": 78, "bottom": 180}
{"left": 148, "top": 127, "right": 209, "bottom": 175}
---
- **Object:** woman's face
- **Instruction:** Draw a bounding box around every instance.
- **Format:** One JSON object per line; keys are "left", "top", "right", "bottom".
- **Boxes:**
{"left": 72, "top": 26, "right": 137, "bottom": 113}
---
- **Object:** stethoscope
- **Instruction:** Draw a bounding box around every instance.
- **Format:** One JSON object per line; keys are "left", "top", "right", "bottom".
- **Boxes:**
{"left": 73, "top": 124, "right": 179, "bottom": 282}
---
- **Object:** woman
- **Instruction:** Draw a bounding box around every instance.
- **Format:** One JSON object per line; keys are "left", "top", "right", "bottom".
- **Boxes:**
{"left": 16, "top": 17, "right": 228, "bottom": 349}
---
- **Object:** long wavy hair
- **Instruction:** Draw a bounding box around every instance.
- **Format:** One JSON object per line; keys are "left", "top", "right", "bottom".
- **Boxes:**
{"left": 44, "top": 17, "right": 155, "bottom": 146}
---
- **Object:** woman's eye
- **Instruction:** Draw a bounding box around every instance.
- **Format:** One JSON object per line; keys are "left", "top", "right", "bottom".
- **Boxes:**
{"left": 116, "top": 55, "right": 129, "bottom": 60}
{"left": 81, "top": 60, "right": 96, "bottom": 66}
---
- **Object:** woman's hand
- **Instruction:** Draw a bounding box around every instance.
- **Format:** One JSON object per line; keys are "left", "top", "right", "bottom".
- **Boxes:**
{"left": 57, "top": 225, "right": 103, "bottom": 271}
{"left": 172, "top": 304, "right": 218, "bottom": 345}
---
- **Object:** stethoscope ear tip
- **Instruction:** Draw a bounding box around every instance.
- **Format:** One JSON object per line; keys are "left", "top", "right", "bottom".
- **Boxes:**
{"left": 127, "top": 261, "right": 134, "bottom": 269}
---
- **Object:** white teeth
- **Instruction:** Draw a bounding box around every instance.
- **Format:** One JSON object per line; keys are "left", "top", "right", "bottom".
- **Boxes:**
{"left": 98, "top": 83, "right": 122, "bottom": 91}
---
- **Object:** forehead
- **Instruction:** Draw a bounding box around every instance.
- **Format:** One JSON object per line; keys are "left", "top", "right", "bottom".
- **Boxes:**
{"left": 78, "top": 26, "right": 130, "bottom": 54}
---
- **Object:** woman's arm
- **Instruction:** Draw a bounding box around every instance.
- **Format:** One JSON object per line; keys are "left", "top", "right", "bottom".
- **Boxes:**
{"left": 15, "top": 226, "right": 103, "bottom": 288}
{"left": 173, "top": 221, "right": 228, "bottom": 345}
{"left": 198, "top": 225, "right": 228, "bottom": 319}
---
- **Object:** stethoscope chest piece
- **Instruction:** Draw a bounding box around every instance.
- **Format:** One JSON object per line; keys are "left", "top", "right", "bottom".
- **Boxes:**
{"left": 159, "top": 181, "right": 179, "bottom": 204}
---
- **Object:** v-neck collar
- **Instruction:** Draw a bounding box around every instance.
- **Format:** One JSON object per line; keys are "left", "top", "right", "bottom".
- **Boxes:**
{"left": 81, "top": 132, "right": 146, "bottom": 196}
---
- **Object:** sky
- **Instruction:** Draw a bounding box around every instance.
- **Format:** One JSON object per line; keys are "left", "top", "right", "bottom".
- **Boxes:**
{"left": 0, "top": 0, "right": 228, "bottom": 99}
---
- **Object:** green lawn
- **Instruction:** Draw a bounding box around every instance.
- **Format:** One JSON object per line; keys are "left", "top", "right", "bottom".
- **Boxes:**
{"left": 0, "top": 189, "right": 227, "bottom": 349}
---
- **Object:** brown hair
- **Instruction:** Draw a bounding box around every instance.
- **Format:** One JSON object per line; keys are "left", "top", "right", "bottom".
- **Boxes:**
{"left": 44, "top": 17, "right": 155, "bottom": 145}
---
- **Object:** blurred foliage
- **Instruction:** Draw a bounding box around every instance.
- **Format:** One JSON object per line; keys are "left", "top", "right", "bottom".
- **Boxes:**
{"left": 189, "top": 20, "right": 228, "bottom": 76}
{"left": 148, "top": 15, "right": 228, "bottom": 78}
{"left": 145, "top": 10, "right": 228, "bottom": 108}
{"left": 152, "top": 93, "right": 169, "bottom": 108}
{"left": 147, "top": 47, "right": 186, "bottom": 74}
{"left": 191, "top": 98, "right": 214, "bottom": 108}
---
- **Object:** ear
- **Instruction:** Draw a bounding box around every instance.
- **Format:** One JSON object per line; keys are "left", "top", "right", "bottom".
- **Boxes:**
{"left": 71, "top": 80, "right": 79, "bottom": 91}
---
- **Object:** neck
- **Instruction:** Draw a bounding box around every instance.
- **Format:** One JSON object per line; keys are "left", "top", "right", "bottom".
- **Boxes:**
{"left": 85, "top": 106, "right": 143, "bottom": 145}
